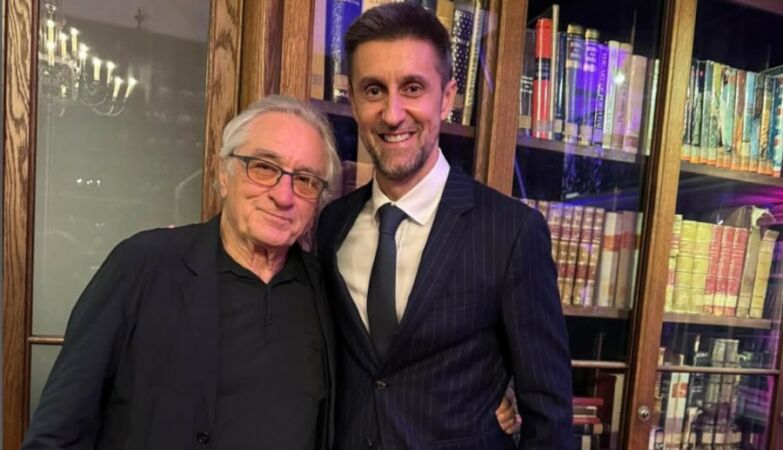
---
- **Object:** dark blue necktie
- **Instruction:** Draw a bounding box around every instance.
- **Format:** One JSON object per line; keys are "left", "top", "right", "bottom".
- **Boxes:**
{"left": 367, "top": 203, "right": 407, "bottom": 360}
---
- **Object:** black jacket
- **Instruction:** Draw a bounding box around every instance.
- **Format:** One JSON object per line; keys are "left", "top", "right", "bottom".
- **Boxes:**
{"left": 22, "top": 216, "right": 336, "bottom": 450}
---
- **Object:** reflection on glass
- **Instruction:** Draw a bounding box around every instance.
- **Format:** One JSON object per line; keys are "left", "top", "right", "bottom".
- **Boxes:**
{"left": 32, "top": 0, "right": 210, "bottom": 335}
{"left": 29, "top": 345, "right": 61, "bottom": 420}
{"left": 651, "top": 371, "right": 772, "bottom": 450}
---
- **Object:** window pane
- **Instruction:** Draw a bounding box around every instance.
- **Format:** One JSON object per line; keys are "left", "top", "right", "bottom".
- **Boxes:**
{"left": 32, "top": 0, "right": 211, "bottom": 335}
{"left": 29, "top": 345, "right": 61, "bottom": 420}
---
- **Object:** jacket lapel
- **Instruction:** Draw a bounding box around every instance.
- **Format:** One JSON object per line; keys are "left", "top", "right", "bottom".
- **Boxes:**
{"left": 385, "top": 170, "right": 475, "bottom": 362}
{"left": 179, "top": 215, "right": 221, "bottom": 429}
{"left": 322, "top": 183, "right": 382, "bottom": 369}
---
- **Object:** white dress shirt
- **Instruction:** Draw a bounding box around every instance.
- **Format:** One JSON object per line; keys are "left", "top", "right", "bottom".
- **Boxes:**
{"left": 337, "top": 150, "right": 450, "bottom": 329}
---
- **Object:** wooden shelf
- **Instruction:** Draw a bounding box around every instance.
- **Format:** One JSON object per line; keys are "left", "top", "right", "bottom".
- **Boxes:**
{"left": 572, "top": 360, "right": 628, "bottom": 370}
{"left": 562, "top": 305, "right": 631, "bottom": 319}
{"left": 657, "top": 365, "right": 779, "bottom": 376}
{"left": 663, "top": 311, "right": 774, "bottom": 330}
{"left": 517, "top": 135, "right": 645, "bottom": 164}
{"left": 680, "top": 162, "right": 783, "bottom": 188}
{"left": 308, "top": 99, "right": 475, "bottom": 138}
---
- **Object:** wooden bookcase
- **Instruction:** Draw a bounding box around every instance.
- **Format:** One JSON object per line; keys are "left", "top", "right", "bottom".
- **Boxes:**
{"left": 273, "top": 0, "right": 783, "bottom": 448}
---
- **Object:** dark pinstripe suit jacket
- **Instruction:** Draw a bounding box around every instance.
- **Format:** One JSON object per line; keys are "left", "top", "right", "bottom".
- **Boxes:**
{"left": 317, "top": 168, "right": 573, "bottom": 450}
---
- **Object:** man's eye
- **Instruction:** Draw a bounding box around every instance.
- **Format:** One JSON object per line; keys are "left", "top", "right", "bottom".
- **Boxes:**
{"left": 250, "top": 160, "right": 279, "bottom": 175}
{"left": 404, "top": 84, "right": 424, "bottom": 95}
{"left": 364, "top": 86, "right": 382, "bottom": 98}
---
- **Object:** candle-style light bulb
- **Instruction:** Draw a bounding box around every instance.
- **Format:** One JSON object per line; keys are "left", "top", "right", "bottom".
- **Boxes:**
{"left": 105, "top": 62, "right": 116, "bottom": 85}
{"left": 124, "top": 77, "right": 138, "bottom": 99}
{"left": 112, "top": 77, "right": 124, "bottom": 99}
{"left": 46, "top": 19, "right": 55, "bottom": 46}
{"left": 69, "top": 28, "right": 79, "bottom": 58}
{"left": 46, "top": 41, "right": 56, "bottom": 66}
{"left": 92, "top": 57, "right": 102, "bottom": 82}
{"left": 59, "top": 32, "right": 68, "bottom": 60}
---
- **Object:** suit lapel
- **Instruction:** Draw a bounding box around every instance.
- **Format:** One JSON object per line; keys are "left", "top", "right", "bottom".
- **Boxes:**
{"left": 385, "top": 170, "right": 475, "bottom": 361}
{"left": 323, "top": 183, "right": 382, "bottom": 369}
{"left": 180, "top": 216, "right": 221, "bottom": 429}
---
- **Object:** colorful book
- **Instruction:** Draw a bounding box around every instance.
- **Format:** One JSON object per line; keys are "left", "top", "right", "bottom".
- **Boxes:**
{"left": 592, "top": 42, "right": 610, "bottom": 146}
{"left": 622, "top": 54, "right": 648, "bottom": 153}
{"left": 610, "top": 43, "right": 633, "bottom": 150}
{"left": 532, "top": 17, "right": 553, "bottom": 139}
{"left": 461, "top": 0, "right": 486, "bottom": 126}
{"left": 601, "top": 41, "right": 621, "bottom": 150}
{"left": 325, "top": 0, "right": 362, "bottom": 103}
{"left": 563, "top": 24, "right": 584, "bottom": 145}
{"left": 578, "top": 28, "right": 600, "bottom": 146}
{"left": 596, "top": 211, "right": 621, "bottom": 307}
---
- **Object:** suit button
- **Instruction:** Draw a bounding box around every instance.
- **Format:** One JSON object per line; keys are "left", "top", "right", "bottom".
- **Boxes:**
{"left": 375, "top": 379, "right": 387, "bottom": 390}
{"left": 196, "top": 432, "right": 210, "bottom": 444}
{"left": 365, "top": 437, "right": 375, "bottom": 447}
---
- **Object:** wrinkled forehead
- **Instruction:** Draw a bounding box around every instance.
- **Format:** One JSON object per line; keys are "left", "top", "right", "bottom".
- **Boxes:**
{"left": 243, "top": 113, "right": 328, "bottom": 174}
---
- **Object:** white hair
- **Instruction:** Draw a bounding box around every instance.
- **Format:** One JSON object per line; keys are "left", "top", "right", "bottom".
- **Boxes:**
{"left": 217, "top": 95, "right": 343, "bottom": 206}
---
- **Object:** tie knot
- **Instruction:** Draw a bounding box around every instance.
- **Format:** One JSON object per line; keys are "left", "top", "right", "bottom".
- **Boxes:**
{"left": 377, "top": 204, "right": 407, "bottom": 236}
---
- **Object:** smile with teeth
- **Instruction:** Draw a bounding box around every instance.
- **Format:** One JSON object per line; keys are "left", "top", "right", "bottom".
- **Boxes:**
{"left": 381, "top": 132, "right": 413, "bottom": 143}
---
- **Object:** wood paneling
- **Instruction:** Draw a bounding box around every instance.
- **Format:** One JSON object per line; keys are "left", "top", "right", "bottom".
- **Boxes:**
{"left": 280, "top": 0, "right": 314, "bottom": 100}
{"left": 239, "top": 0, "right": 283, "bottom": 108}
{"left": 3, "top": 0, "right": 36, "bottom": 446}
{"left": 202, "top": 0, "right": 243, "bottom": 220}
{"left": 625, "top": 0, "right": 697, "bottom": 447}
{"left": 473, "top": 0, "right": 526, "bottom": 191}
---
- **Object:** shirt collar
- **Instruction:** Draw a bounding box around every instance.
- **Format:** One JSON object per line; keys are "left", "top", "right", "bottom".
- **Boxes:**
{"left": 370, "top": 148, "right": 450, "bottom": 225}
{"left": 218, "top": 239, "right": 307, "bottom": 286}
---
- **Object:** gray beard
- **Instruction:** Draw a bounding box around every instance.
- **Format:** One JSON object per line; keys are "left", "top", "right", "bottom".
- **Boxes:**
{"left": 363, "top": 137, "right": 433, "bottom": 182}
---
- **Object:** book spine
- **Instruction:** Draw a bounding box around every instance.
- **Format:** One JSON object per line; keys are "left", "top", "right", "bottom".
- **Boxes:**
{"left": 532, "top": 18, "right": 553, "bottom": 139}
{"left": 726, "top": 228, "right": 749, "bottom": 316}
{"left": 461, "top": 0, "right": 486, "bottom": 126}
{"left": 682, "top": 60, "right": 696, "bottom": 161}
{"left": 696, "top": 61, "right": 714, "bottom": 164}
{"left": 690, "top": 222, "right": 713, "bottom": 314}
{"left": 714, "top": 226, "right": 736, "bottom": 316}
{"left": 673, "top": 220, "right": 697, "bottom": 313}
{"left": 741, "top": 71, "right": 756, "bottom": 171}
{"left": 518, "top": 29, "right": 536, "bottom": 135}
{"left": 704, "top": 224, "right": 723, "bottom": 315}
{"left": 707, "top": 62, "right": 724, "bottom": 166}
{"left": 563, "top": 205, "right": 585, "bottom": 304}
{"left": 552, "top": 31, "right": 568, "bottom": 140}
{"left": 557, "top": 204, "right": 575, "bottom": 301}
{"left": 772, "top": 78, "right": 783, "bottom": 177}
{"left": 665, "top": 215, "right": 683, "bottom": 312}
{"left": 718, "top": 66, "right": 736, "bottom": 169}
{"left": 610, "top": 43, "right": 633, "bottom": 150}
{"left": 760, "top": 76, "right": 775, "bottom": 174}
{"left": 578, "top": 29, "right": 600, "bottom": 146}
{"left": 622, "top": 54, "right": 649, "bottom": 153}
{"left": 596, "top": 211, "right": 620, "bottom": 307}
{"left": 325, "top": 0, "right": 362, "bottom": 103}
{"left": 572, "top": 206, "right": 596, "bottom": 305}
{"left": 592, "top": 43, "right": 609, "bottom": 146}
{"left": 563, "top": 24, "right": 584, "bottom": 144}
{"left": 750, "top": 73, "right": 765, "bottom": 173}
{"left": 545, "top": 202, "right": 563, "bottom": 262}
{"left": 601, "top": 41, "right": 621, "bottom": 149}
{"left": 584, "top": 207, "right": 605, "bottom": 306}
{"left": 689, "top": 61, "right": 705, "bottom": 161}
{"left": 737, "top": 226, "right": 761, "bottom": 318}
{"left": 731, "top": 69, "right": 746, "bottom": 170}
{"left": 310, "top": 0, "right": 328, "bottom": 100}
{"left": 447, "top": 0, "right": 474, "bottom": 124}
{"left": 613, "top": 210, "right": 636, "bottom": 308}
{"left": 750, "top": 230, "right": 779, "bottom": 318}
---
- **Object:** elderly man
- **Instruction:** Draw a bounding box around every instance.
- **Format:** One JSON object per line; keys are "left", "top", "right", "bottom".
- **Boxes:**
{"left": 22, "top": 95, "right": 342, "bottom": 450}
{"left": 317, "top": 3, "right": 573, "bottom": 449}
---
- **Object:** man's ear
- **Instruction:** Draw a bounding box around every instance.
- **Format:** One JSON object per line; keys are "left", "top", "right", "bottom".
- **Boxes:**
{"left": 217, "top": 160, "right": 229, "bottom": 199}
{"left": 440, "top": 78, "right": 458, "bottom": 121}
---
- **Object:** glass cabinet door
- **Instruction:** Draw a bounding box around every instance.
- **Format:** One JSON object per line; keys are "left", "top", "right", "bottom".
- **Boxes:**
{"left": 657, "top": 0, "right": 783, "bottom": 448}
{"left": 29, "top": 0, "right": 211, "bottom": 413}
{"left": 514, "top": 0, "right": 665, "bottom": 448}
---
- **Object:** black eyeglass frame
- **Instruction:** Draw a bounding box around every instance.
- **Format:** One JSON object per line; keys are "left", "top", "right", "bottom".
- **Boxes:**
{"left": 228, "top": 152, "right": 329, "bottom": 199}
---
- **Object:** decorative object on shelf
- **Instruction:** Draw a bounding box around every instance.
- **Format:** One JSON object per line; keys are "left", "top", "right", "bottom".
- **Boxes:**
{"left": 38, "top": 0, "right": 139, "bottom": 116}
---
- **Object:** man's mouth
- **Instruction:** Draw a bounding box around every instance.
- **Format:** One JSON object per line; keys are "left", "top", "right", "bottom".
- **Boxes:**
{"left": 381, "top": 132, "right": 413, "bottom": 143}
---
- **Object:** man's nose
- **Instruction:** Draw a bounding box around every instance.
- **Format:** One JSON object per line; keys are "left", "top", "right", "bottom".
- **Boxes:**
{"left": 268, "top": 173, "right": 296, "bottom": 207}
{"left": 381, "top": 92, "right": 405, "bottom": 126}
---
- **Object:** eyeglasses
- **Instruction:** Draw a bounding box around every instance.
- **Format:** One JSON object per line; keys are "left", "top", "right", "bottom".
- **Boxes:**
{"left": 228, "top": 153, "right": 328, "bottom": 200}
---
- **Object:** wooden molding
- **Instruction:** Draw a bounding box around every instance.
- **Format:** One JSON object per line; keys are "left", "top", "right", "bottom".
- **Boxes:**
{"left": 239, "top": 0, "right": 283, "bottom": 108}
{"left": 3, "top": 0, "right": 36, "bottom": 446}
{"left": 202, "top": 0, "right": 243, "bottom": 220}
{"left": 280, "top": 0, "right": 315, "bottom": 100}
{"left": 474, "top": 0, "right": 526, "bottom": 191}
{"left": 624, "top": 0, "right": 697, "bottom": 448}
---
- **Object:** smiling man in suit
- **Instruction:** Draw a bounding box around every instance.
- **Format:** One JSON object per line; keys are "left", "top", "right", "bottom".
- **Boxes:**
{"left": 317, "top": 3, "right": 573, "bottom": 449}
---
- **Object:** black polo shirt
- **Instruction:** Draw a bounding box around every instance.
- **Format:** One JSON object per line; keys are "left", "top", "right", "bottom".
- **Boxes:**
{"left": 212, "top": 241, "right": 326, "bottom": 450}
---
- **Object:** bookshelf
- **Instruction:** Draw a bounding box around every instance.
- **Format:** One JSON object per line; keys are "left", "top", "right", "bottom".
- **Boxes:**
{"left": 273, "top": 0, "right": 783, "bottom": 449}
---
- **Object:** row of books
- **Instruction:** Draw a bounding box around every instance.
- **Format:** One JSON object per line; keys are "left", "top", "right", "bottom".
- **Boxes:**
{"left": 313, "top": 0, "right": 486, "bottom": 125}
{"left": 520, "top": 4, "right": 660, "bottom": 155}
{"left": 572, "top": 372, "right": 625, "bottom": 450}
{"left": 681, "top": 60, "right": 783, "bottom": 176}
{"left": 664, "top": 215, "right": 780, "bottom": 320}
{"left": 651, "top": 341, "right": 771, "bottom": 449}
{"left": 521, "top": 199, "right": 641, "bottom": 309}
